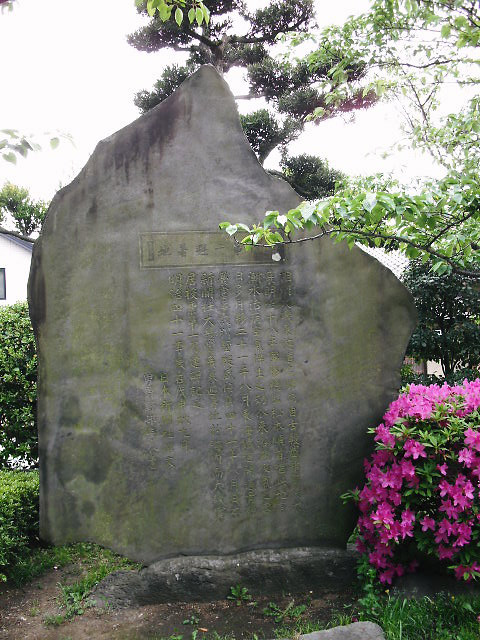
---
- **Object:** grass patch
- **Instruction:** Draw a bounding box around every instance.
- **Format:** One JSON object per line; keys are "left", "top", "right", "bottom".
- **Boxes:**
{"left": 273, "top": 609, "right": 354, "bottom": 639}
{"left": 273, "top": 592, "right": 480, "bottom": 640}
{"left": 7, "top": 543, "right": 78, "bottom": 586}
{"left": 7, "top": 540, "right": 140, "bottom": 589}
{"left": 4, "top": 538, "right": 140, "bottom": 626}
{"left": 359, "top": 592, "right": 480, "bottom": 640}
{"left": 43, "top": 542, "right": 140, "bottom": 626}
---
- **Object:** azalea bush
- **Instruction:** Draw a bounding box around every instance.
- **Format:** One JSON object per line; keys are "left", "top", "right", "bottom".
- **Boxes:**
{"left": 345, "top": 379, "right": 480, "bottom": 585}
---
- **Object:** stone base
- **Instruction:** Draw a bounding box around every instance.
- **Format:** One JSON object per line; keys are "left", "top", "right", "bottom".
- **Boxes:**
{"left": 92, "top": 546, "right": 356, "bottom": 608}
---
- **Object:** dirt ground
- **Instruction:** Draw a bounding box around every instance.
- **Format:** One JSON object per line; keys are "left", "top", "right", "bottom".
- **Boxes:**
{"left": 0, "top": 564, "right": 357, "bottom": 640}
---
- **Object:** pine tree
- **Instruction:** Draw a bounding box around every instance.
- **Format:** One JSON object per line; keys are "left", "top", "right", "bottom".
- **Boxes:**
{"left": 128, "top": 0, "right": 375, "bottom": 198}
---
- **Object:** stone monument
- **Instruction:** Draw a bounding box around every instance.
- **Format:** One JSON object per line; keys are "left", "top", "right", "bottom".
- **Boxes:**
{"left": 28, "top": 66, "right": 416, "bottom": 582}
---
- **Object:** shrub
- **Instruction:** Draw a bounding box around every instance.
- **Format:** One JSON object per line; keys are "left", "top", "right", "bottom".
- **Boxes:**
{"left": 0, "top": 469, "right": 39, "bottom": 581}
{"left": 0, "top": 302, "right": 37, "bottom": 468}
{"left": 345, "top": 379, "right": 480, "bottom": 584}
{"left": 402, "top": 261, "right": 480, "bottom": 377}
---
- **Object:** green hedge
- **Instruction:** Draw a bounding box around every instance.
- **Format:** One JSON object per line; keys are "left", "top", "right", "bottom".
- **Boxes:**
{"left": 0, "top": 302, "right": 37, "bottom": 468}
{"left": 0, "top": 470, "right": 39, "bottom": 581}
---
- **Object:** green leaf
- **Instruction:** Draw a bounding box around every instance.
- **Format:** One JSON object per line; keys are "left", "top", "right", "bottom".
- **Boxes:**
{"left": 362, "top": 193, "right": 377, "bottom": 212}
{"left": 298, "top": 202, "right": 317, "bottom": 222}
{"left": 269, "top": 232, "right": 284, "bottom": 243}
{"left": 188, "top": 7, "right": 195, "bottom": 23}
{"left": 195, "top": 6, "right": 203, "bottom": 25}
{"left": 158, "top": 2, "right": 172, "bottom": 21}
{"left": 2, "top": 152, "right": 17, "bottom": 164}
{"left": 263, "top": 212, "right": 278, "bottom": 229}
{"left": 175, "top": 7, "right": 183, "bottom": 26}
{"left": 441, "top": 23, "right": 451, "bottom": 38}
{"left": 225, "top": 224, "right": 237, "bottom": 236}
{"left": 436, "top": 263, "right": 450, "bottom": 276}
{"left": 202, "top": 3, "right": 210, "bottom": 24}
{"left": 146, "top": 0, "right": 156, "bottom": 16}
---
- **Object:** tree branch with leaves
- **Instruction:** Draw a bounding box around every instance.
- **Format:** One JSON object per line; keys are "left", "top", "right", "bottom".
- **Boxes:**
{"left": 0, "top": 183, "right": 47, "bottom": 237}
{"left": 221, "top": 0, "right": 480, "bottom": 278}
{"left": 221, "top": 172, "right": 480, "bottom": 278}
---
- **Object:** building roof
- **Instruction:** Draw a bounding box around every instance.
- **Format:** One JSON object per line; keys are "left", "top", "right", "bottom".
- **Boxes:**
{"left": 359, "top": 245, "right": 409, "bottom": 279}
{"left": 0, "top": 227, "right": 34, "bottom": 252}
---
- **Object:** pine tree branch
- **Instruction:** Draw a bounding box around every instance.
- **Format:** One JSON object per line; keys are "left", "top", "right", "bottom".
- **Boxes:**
{"left": 182, "top": 26, "right": 217, "bottom": 49}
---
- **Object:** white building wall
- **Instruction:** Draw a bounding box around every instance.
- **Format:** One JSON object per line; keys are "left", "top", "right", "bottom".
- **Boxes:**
{"left": 427, "top": 360, "right": 444, "bottom": 377}
{"left": 0, "top": 235, "right": 32, "bottom": 305}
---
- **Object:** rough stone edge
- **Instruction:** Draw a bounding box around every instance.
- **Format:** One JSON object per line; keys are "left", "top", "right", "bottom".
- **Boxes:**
{"left": 91, "top": 546, "right": 356, "bottom": 608}
{"left": 274, "top": 622, "right": 385, "bottom": 639}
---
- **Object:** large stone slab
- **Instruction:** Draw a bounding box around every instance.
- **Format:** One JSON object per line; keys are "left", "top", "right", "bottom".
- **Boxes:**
{"left": 91, "top": 547, "right": 357, "bottom": 607}
{"left": 28, "top": 65, "right": 416, "bottom": 565}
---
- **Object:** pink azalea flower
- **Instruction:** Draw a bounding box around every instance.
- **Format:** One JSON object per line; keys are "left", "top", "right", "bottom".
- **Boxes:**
{"left": 471, "top": 461, "right": 480, "bottom": 479}
{"left": 380, "top": 465, "right": 403, "bottom": 490}
{"left": 407, "top": 560, "right": 419, "bottom": 573}
{"left": 463, "top": 480, "right": 474, "bottom": 499}
{"left": 379, "top": 568, "right": 396, "bottom": 584}
{"left": 369, "top": 550, "right": 389, "bottom": 569}
{"left": 437, "top": 545, "right": 454, "bottom": 560}
{"left": 400, "top": 510, "right": 415, "bottom": 539}
{"left": 379, "top": 521, "right": 401, "bottom": 543}
{"left": 389, "top": 489, "right": 402, "bottom": 506}
{"left": 439, "top": 479, "right": 451, "bottom": 498}
{"left": 374, "top": 423, "right": 396, "bottom": 448}
{"left": 420, "top": 516, "right": 436, "bottom": 532}
{"left": 355, "top": 539, "right": 367, "bottom": 553}
{"left": 371, "top": 450, "right": 393, "bottom": 467}
{"left": 436, "top": 463, "right": 448, "bottom": 476}
{"left": 400, "top": 458, "right": 416, "bottom": 479}
{"left": 454, "top": 522, "right": 472, "bottom": 547}
{"left": 403, "top": 439, "right": 427, "bottom": 460}
{"left": 372, "top": 502, "right": 395, "bottom": 526}
{"left": 440, "top": 499, "right": 463, "bottom": 519}
{"left": 464, "top": 427, "right": 480, "bottom": 452}
{"left": 451, "top": 490, "right": 471, "bottom": 511}
{"left": 453, "top": 565, "right": 476, "bottom": 581}
{"left": 459, "top": 447, "right": 475, "bottom": 467}
{"left": 435, "top": 519, "right": 454, "bottom": 544}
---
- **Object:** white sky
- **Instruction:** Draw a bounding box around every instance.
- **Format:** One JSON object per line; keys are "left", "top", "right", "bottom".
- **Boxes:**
{"left": 0, "top": 0, "right": 449, "bottom": 203}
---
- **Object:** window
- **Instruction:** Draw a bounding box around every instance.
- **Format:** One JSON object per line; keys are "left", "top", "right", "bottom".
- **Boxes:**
{"left": 0, "top": 269, "right": 5, "bottom": 300}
